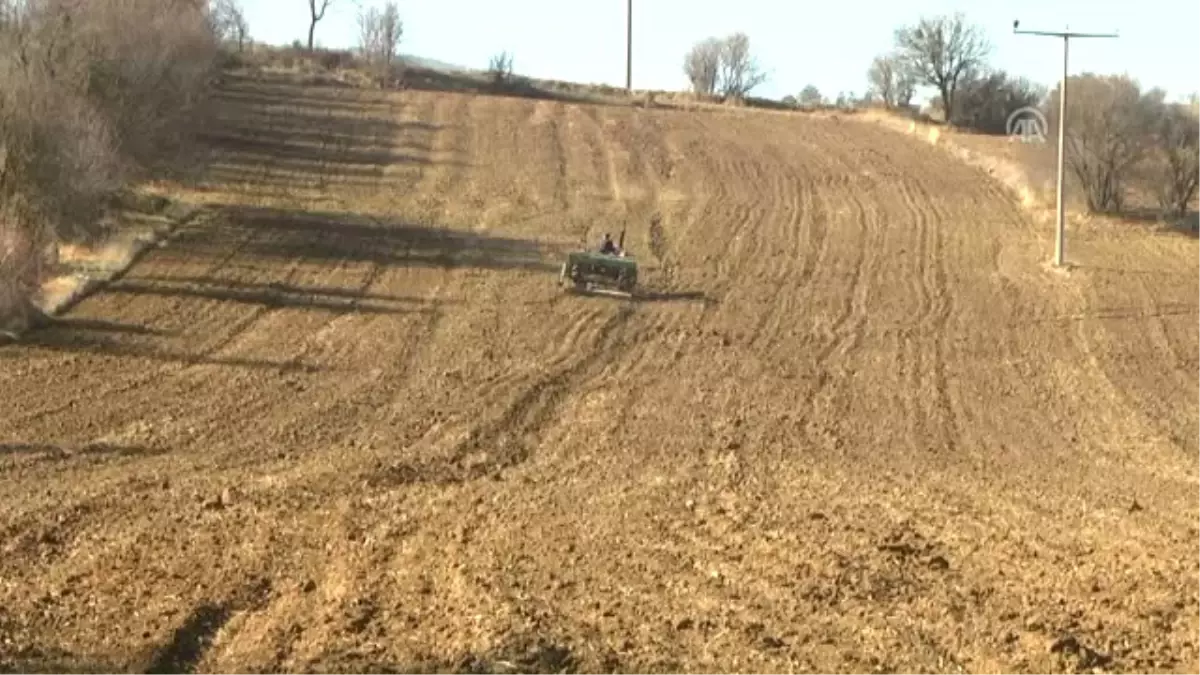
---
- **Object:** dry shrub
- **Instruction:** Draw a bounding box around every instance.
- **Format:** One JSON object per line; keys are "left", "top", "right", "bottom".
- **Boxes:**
{"left": 0, "top": 0, "right": 219, "bottom": 328}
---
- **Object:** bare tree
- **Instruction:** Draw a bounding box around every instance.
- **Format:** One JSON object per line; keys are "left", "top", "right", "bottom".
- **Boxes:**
{"left": 867, "top": 55, "right": 897, "bottom": 106}
{"left": 1047, "top": 74, "right": 1160, "bottom": 213}
{"left": 0, "top": 0, "right": 218, "bottom": 331}
{"left": 1150, "top": 102, "right": 1199, "bottom": 216}
{"left": 487, "top": 50, "right": 513, "bottom": 86}
{"left": 211, "top": 0, "right": 248, "bottom": 52}
{"left": 306, "top": 0, "right": 332, "bottom": 51}
{"left": 683, "top": 37, "right": 721, "bottom": 96}
{"left": 357, "top": 1, "right": 401, "bottom": 69}
{"left": 717, "top": 32, "right": 766, "bottom": 98}
{"left": 867, "top": 53, "right": 917, "bottom": 108}
{"left": 894, "top": 13, "right": 989, "bottom": 124}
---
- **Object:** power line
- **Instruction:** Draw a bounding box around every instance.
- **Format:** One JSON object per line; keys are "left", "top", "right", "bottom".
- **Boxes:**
{"left": 1013, "top": 21, "right": 1118, "bottom": 268}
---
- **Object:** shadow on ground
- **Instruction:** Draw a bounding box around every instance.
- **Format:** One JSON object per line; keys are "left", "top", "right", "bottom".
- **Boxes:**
{"left": 1028, "top": 302, "right": 1199, "bottom": 324}
{"left": 1, "top": 321, "right": 322, "bottom": 372}
{"left": 103, "top": 277, "right": 436, "bottom": 315}
{"left": 564, "top": 286, "right": 715, "bottom": 306}
{"left": 304, "top": 634, "right": 627, "bottom": 675}
{"left": 189, "top": 74, "right": 463, "bottom": 195}
{"left": 2, "top": 633, "right": 620, "bottom": 675}
{"left": 155, "top": 204, "right": 564, "bottom": 275}
{"left": 0, "top": 442, "right": 160, "bottom": 459}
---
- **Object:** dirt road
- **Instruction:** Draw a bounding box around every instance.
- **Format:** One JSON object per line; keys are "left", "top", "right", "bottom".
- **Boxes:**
{"left": 1, "top": 72, "right": 1196, "bottom": 673}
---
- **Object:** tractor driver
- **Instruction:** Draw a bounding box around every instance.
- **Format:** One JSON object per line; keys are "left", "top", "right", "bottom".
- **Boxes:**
{"left": 599, "top": 233, "right": 620, "bottom": 255}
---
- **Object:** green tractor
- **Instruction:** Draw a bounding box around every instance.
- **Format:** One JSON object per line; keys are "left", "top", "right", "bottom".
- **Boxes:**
{"left": 559, "top": 229, "right": 638, "bottom": 296}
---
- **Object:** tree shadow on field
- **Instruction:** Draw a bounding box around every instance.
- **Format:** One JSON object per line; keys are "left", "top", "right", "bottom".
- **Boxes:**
{"left": 0, "top": 441, "right": 159, "bottom": 460}
{"left": 118, "top": 274, "right": 435, "bottom": 312}
{"left": 102, "top": 277, "right": 434, "bottom": 316}
{"left": 191, "top": 75, "right": 464, "bottom": 194}
{"left": 304, "top": 632, "right": 623, "bottom": 674}
{"left": 2, "top": 319, "right": 322, "bottom": 372}
{"left": 154, "top": 204, "right": 564, "bottom": 275}
{"left": 1034, "top": 303, "right": 1199, "bottom": 324}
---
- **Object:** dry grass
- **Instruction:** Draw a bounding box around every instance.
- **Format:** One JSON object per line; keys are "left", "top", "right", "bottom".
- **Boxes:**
{"left": 0, "top": 0, "right": 219, "bottom": 334}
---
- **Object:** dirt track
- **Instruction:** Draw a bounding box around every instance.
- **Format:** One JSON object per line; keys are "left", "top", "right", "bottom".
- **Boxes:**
{"left": 1, "top": 73, "right": 1197, "bottom": 673}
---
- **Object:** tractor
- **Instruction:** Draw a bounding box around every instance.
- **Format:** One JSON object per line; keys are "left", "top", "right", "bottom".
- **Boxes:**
{"left": 559, "top": 229, "right": 637, "bottom": 296}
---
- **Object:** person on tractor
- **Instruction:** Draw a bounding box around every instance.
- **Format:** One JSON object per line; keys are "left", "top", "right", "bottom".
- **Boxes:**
{"left": 599, "top": 233, "right": 620, "bottom": 255}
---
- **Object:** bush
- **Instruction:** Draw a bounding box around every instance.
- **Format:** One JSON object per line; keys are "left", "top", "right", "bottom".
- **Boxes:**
{"left": 316, "top": 48, "right": 355, "bottom": 71}
{"left": 954, "top": 69, "right": 1046, "bottom": 134}
{"left": 0, "top": 0, "right": 220, "bottom": 328}
{"left": 1046, "top": 74, "right": 1161, "bottom": 213}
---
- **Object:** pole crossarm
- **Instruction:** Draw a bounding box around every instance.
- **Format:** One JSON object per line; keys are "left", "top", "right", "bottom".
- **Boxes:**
{"left": 1014, "top": 29, "right": 1119, "bottom": 38}
{"left": 1013, "top": 21, "right": 1118, "bottom": 267}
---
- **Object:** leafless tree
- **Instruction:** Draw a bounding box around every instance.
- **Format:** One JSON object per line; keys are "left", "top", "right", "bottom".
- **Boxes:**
{"left": 487, "top": 50, "right": 513, "bottom": 86}
{"left": 717, "top": 32, "right": 766, "bottom": 98}
{"left": 1150, "top": 102, "right": 1199, "bottom": 216}
{"left": 0, "top": 0, "right": 218, "bottom": 331}
{"left": 894, "top": 13, "right": 989, "bottom": 124}
{"left": 211, "top": 0, "right": 248, "bottom": 52}
{"left": 683, "top": 37, "right": 721, "bottom": 96}
{"left": 1047, "top": 73, "right": 1160, "bottom": 213}
{"left": 357, "top": 1, "right": 401, "bottom": 68}
{"left": 306, "top": 0, "right": 331, "bottom": 51}
{"left": 867, "top": 53, "right": 916, "bottom": 108}
{"left": 682, "top": 33, "right": 766, "bottom": 99}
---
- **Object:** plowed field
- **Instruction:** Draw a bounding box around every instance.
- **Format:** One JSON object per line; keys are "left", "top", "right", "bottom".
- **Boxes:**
{"left": 2, "top": 72, "right": 1197, "bottom": 673}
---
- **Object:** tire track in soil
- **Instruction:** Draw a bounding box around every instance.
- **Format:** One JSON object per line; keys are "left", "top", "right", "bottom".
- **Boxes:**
{"left": 1072, "top": 269, "right": 1199, "bottom": 457}
{"left": 175, "top": 92, "right": 451, "bottom": 454}
{"left": 542, "top": 101, "right": 572, "bottom": 214}
{"left": 732, "top": 123, "right": 811, "bottom": 358}
{"left": 896, "top": 174, "right": 938, "bottom": 449}
{"left": 640, "top": 114, "right": 703, "bottom": 267}
{"left": 369, "top": 305, "right": 636, "bottom": 486}
{"left": 237, "top": 89, "right": 461, "bottom": 453}
{"left": 789, "top": 129, "right": 883, "bottom": 437}
{"left": 923, "top": 187, "right": 960, "bottom": 456}
{"left": 640, "top": 112, "right": 743, "bottom": 275}
{"left": 342, "top": 96, "right": 611, "bottom": 476}
{"left": 368, "top": 102, "right": 658, "bottom": 487}
{"left": 590, "top": 107, "right": 694, "bottom": 382}
{"left": 625, "top": 109, "right": 679, "bottom": 270}
{"left": 678, "top": 113, "right": 774, "bottom": 323}
{"left": 480, "top": 98, "right": 614, "bottom": 390}
{"left": 902, "top": 164, "right": 972, "bottom": 462}
{"left": 562, "top": 104, "right": 615, "bottom": 244}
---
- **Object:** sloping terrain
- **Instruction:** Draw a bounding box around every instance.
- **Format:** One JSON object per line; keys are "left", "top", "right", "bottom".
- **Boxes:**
{"left": 1, "top": 71, "right": 1196, "bottom": 673}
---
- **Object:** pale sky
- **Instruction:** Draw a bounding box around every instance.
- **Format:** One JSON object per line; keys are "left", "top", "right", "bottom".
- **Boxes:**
{"left": 241, "top": 0, "right": 1199, "bottom": 102}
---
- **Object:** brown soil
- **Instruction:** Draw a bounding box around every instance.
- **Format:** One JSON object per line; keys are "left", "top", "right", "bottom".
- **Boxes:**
{"left": 1, "top": 71, "right": 1197, "bottom": 673}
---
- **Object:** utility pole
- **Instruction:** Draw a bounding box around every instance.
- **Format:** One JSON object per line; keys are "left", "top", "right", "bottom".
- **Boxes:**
{"left": 625, "top": 0, "right": 632, "bottom": 92}
{"left": 1013, "top": 21, "right": 1118, "bottom": 267}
